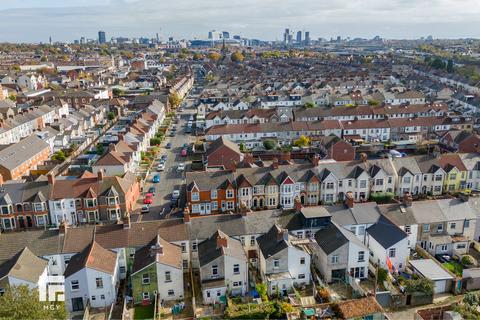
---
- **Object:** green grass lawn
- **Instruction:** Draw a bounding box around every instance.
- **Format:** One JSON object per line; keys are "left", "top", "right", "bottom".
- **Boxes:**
{"left": 443, "top": 261, "right": 463, "bottom": 276}
{"left": 134, "top": 305, "right": 154, "bottom": 320}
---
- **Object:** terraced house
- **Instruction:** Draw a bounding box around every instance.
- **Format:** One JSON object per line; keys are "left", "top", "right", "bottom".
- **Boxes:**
{"left": 186, "top": 153, "right": 480, "bottom": 215}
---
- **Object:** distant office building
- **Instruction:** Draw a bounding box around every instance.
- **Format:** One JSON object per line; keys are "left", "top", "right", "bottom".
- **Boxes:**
{"left": 222, "top": 31, "right": 230, "bottom": 39}
{"left": 233, "top": 35, "right": 241, "bottom": 40}
{"left": 208, "top": 30, "right": 223, "bottom": 41}
{"left": 98, "top": 31, "right": 106, "bottom": 44}
{"left": 168, "top": 37, "right": 174, "bottom": 42}
{"left": 283, "top": 28, "right": 290, "bottom": 44}
{"left": 80, "top": 37, "right": 86, "bottom": 44}
{"left": 337, "top": 36, "right": 341, "bottom": 42}
{"left": 305, "top": 31, "right": 311, "bottom": 45}
{"left": 296, "top": 31, "right": 302, "bottom": 44}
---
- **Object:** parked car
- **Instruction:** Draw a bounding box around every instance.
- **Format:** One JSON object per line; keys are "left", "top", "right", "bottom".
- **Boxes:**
{"left": 161, "top": 155, "right": 167, "bottom": 161}
{"left": 141, "top": 205, "right": 150, "bottom": 213}
{"left": 152, "top": 174, "right": 160, "bottom": 183}
{"left": 171, "top": 189, "right": 180, "bottom": 200}
{"left": 185, "top": 127, "right": 191, "bottom": 134}
{"left": 143, "top": 194, "right": 153, "bottom": 204}
{"left": 181, "top": 149, "right": 187, "bottom": 157}
{"left": 148, "top": 187, "right": 156, "bottom": 194}
{"left": 177, "top": 163, "right": 185, "bottom": 172}
{"left": 169, "top": 132, "right": 175, "bottom": 137}
{"left": 183, "top": 143, "right": 188, "bottom": 148}
{"left": 166, "top": 143, "right": 172, "bottom": 149}
{"left": 157, "top": 162, "right": 165, "bottom": 171}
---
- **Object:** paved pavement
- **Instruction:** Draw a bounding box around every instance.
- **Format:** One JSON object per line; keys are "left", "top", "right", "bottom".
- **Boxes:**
{"left": 133, "top": 99, "right": 197, "bottom": 222}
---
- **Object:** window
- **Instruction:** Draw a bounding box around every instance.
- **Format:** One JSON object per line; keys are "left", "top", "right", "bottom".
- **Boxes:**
{"left": 298, "top": 274, "right": 306, "bottom": 279}
{"left": 142, "top": 274, "right": 150, "bottom": 284}
{"left": 191, "top": 192, "right": 199, "bottom": 201}
{"left": 405, "top": 225, "right": 411, "bottom": 234}
{"left": 181, "top": 242, "right": 187, "bottom": 253}
{"left": 449, "top": 173, "right": 457, "bottom": 180}
{"left": 227, "top": 201, "right": 234, "bottom": 210}
{"left": 435, "top": 174, "right": 443, "bottom": 181}
{"left": 192, "top": 241, "right": 197, "bottom": 252}
{"left": 359, "top": 180, "right": 367, "bottom": 188}
{"left": 441, "top": 244, "right": 448, "bottom": 251}
{"left": 250, "top": 236, "right": 255, "bottom": 246}
{"left": 457, "top": 243, "right": 466, "bottom": 249}
{"left": 100, "top": 295, "right": 105, "bottom": 300}
{"left": 206, "top": 291, "right": 211, "bottom": 298}
{"left": 331, "top": 255, "right": 339, "bottom": 264}
{"left": 212, "top": 265, "right": 218, "bottom": 276}
{"left": 120, "top": 266, "right": 126, "bottom": 274}
{"left": 233, "top": 281, "right": 242, "bottom": 287}
{"left": 226, "top": 189, "right": 234, "bottom": 198}
{"left": 165, "top": 271, "right": 171, "bottom": 282}
{"left": 403, "top": 176, "right": 411, "bottom": 184}
{"left": 375, "top": 179, "right": 383, "bottom": 186}
{"left": 142, "top": 292, "right": 149, "bottom": 300}
{"left": 434, "top": 186, "right": 442, "bottom": 192}
{"left": 211, "top": 190, "right": 217, "bottom": 199}
{"left": 71, "top": 280, "right": 79, "bottom": 291}
{"left": 437, "top": 224, "right": 444, "bottom": 232}
{"left": 168, "top": 290, "right": 175, "bottom": 297}
{"left": 450, "top": 223, "right": 456, "bottom": 229}
{"left": 389, "top": 248, "right": 396, "bottom": 258}
{"left": 388, "top": 176, "right": 393, "bottom": 184}
{"left": 358, "top": 251, "right": 365, "bottom": 262}
{"left": 0, "top": 288, "right": 4, "bottom": 296}
{"left": 183, "top": 260, "right": 188, "bottom": 269}
{"left": 233, "top": 264, "right": 240, "bottom": 274}
{"left": 358, "top": 225, "right": 366, "bottom": 236}
{"left": 95, "top": 277, "right": 103, "bottom": 289}
{"left": 326, "top": 182, "right": 334, "bottom": 189}
{"left": 423, "top": 224, "right": 430, "bottom": 232}
{"left": 91, "top": 295, "right": 96, "bottom": 301}
{"left": 273, "top": 259, "right": 280, "bottom": 268}
{"left": 300, "top": 257, "right": 305, "bottom": 265}
{"left": 465, "top": 220, "right": 470, "bottom": 228}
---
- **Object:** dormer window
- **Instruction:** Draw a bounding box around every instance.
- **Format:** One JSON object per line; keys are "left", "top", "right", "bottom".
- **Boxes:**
{"left": 33, "top": 203, "right": 45, "bottom": 212}
{"left": 107, "top": 197, "right": 118, "bottom": 206}
{"left": 191, "top": 192, "right": 199, "bottom": 201}
{"left": 226, "top": 189, "right": 234, "bottom": 199}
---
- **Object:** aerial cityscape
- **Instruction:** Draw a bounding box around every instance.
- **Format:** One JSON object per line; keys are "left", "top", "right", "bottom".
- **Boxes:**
{"left": 1, "top": 1, "right": 480, "bottom": 320}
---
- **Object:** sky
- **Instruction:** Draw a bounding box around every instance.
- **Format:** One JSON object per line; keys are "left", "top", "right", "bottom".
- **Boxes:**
{"left": 0, "top": 0, "right": 480, "bottom": 43}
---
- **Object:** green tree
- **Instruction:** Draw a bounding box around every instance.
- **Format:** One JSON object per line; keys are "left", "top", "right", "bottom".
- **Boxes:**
{"left": 96, "top": 143, "right": 105, "bottom": 155}
{"left": 40, "top": 56, "right": 47, "bottom": 62}
{"left": 239, "top": 142, "right": 246, "bottom": 152}
{"left": 430, "top": 57, "right": 446, "bottom": 70}
{"left": 51, "top": 150, "right": 66, "bottom": 162}
{"left": 207, "top": 52, "right": 222, "bottom": 62}
{"left": 255, "top": 283, "right": 268, "bottom": 302}
{"left": 107, "top": 111, "right": 115, "bottom": 121}
{"left": 231, "top": 51, "right": 245, "bottom": 63}
{"left": 112, "top": 88, "right": 124, "bottom": 96}
{"left": 150, "top": 137, "right": 161, "bottom": 146}
{"left": 304, "top": 102, "right": 315, "bottom": 108}
{"left": 0, "top": 285, "right": 67, "bottom": 320}
{"left": 8, "top": 94, "right": 16, "bottom": 102}
{"left": 263, "top": 139, "right": 276, "bottom": 150}
{"left": 368, "top": 99, "right": 380, "bottom": 106}
{"left": 446, "top": 59, "right": 454, "bottom": 73}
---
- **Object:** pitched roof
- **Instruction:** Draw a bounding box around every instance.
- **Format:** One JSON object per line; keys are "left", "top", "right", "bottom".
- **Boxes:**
{"left": 132, "top": 235, "right": 182, "bottom": 274}
{"left": 0, "top": 247, "right": 48, "bottom": 283}
{"left": 198, "top": 230, "right": 246, "bottom": 266}
{"left": 366, "top": 215, "right": 407, "bottom": 249}
{"left": 257, "top": 224, "right": 290, "bottom": 257}
{"left": 64, "top": 241, "right": 117, "bottom": 278}
{"left": 314, "top": 223, "right": 349, "bottom": 254}
{"left": 337, "top": 296, "right": 383, "bottom": 319}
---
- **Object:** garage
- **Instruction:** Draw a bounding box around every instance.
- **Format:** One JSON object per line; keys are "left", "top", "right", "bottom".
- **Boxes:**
{"left": 409, "top": 259, "right": 454, "bottom": 294}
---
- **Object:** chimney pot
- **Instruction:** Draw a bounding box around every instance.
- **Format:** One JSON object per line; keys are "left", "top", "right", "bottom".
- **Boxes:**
{"left": 108, "top": 143, "right": 116, "bottom": 152}
{"left": 271, "top": 157, "right": 279, "bottom": 169}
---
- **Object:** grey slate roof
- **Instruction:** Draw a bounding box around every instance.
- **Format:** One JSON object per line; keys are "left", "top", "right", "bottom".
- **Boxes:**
{"left": 0, "top": 247, "right": 48, "bottom": 283}
{"left": 367, "top": 215, "right": 407, "bottom": 249}
{"left": 198, "top": 230, "right": 246, "bottom": 266}
{"left": 257, "top": 224, "right": 290, "bottom": 257}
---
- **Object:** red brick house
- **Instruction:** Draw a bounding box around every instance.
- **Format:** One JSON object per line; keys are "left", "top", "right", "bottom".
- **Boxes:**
{"left": 205, "top": 137, "right": 244, "bottom": 170}
{"left": 440, "top": 130, "right": 480, "bottom": 153}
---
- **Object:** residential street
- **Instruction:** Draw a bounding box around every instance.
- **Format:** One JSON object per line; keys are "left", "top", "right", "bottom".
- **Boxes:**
{"left": 133, "top": 99, "right": 197, "bottom": 222}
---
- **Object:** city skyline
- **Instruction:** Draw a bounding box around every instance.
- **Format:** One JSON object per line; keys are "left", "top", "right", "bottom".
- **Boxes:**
{"left": 0, "top": 0, "right": 480, "bottom": 43}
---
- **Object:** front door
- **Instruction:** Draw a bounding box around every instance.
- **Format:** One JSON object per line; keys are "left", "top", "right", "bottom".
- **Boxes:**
{"left": 18, "top": 217, "right": 25, "bottom": 228}
{"left": 26, "top": 216, "right": 33, "bottom": 227}
{"left": 71, "top": 297, "right": 84, "bottom": 312}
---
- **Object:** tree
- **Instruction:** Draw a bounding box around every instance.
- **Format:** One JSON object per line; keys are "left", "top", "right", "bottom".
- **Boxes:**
{"left": 263, "top": 139, "right": 276, "bottom": 150}
{"left": 239, "top": 142, "right": 246, "bottom": 152}
{"left": 150, "top": 137, "right": 161, "bottom": 146}
{"left": 107, "top": 111, "right": 115, "bottom": 121}
{"left": 231, "top": 51, "right": 245, "bottom": 63}
{"left": 207, "top": 52, "right": 222, "bottom": 62}
{"left": 304, "top": 102, "right": 315, "bottom": 108}
{"left": 40, "top": 56, "right": 47, "bottom": 62}
{"left": 51, "top": 150, "right": 66, "bottom": 162}
{"left": 96, "top": 143, "right": 105, "bottom": 155}
{"left": 446, "top": 59, "right": 454, "bottom": 73}
{"left": 168, "top": 93, "right": 182, "bottom": 108}
{"left": 368, "top": 99, "right": 380, "bottom": 106}
{"left": 0, "top": 285, "right": 67, "bottom": 320}
{"left": 8, "top": 94, "right": 16, "bottom": 102}
{"left": 112, "top": 88, "right": 124, "bottom": 96}
{"left": 293, "top": 135, "right": 310, "bottom": 148}
{"left": 255, "top": 283, "right": 268, "bottom": 302}
{"left": 193, "top": 52, "right": 204, "bottom": 60}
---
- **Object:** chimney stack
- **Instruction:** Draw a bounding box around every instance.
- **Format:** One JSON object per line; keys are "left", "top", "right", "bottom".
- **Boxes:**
{"left": 294, "top": 197, "right": 303, "bottom": 212}
{"left": 244, "top": 153, "right": 254, "bottom": 165}
{"left": 47, "top": 173, "right": 55, "bottom": 185}
{"left": 271, "top": 157, "right": 279, "bottom": 169}
{"left": 360, "top": 153, "right": 368, "bottom": 162}
{"left": 118, "top": 133, "right": 124, "bottom": 141}
{"left": 108, "top": 143, "right": 116, "bottom": 152}
{"left": 123, "top": 215, "right": 131, "bottom": 229}
{"left": 403, "top": 191, "right": 413, "bottom": 207}
{"left": 216, "top": 235, "right": 228, "bottom": 249}
{"left": 312, "top": 154, "right": 320, "bottom": 166}
{"left": 97, "top": 169, "right": 104, "bottom": 181}
{"left": 183, "top": 206, "right": 191, "bottom": 224}
{"left": 345, "top": 191, "right": 354, "bottom": 208}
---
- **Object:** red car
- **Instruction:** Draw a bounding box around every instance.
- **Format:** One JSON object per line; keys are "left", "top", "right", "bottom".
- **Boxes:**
{"left": 143, "top": 193, "right": 154, "bottom": 204}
